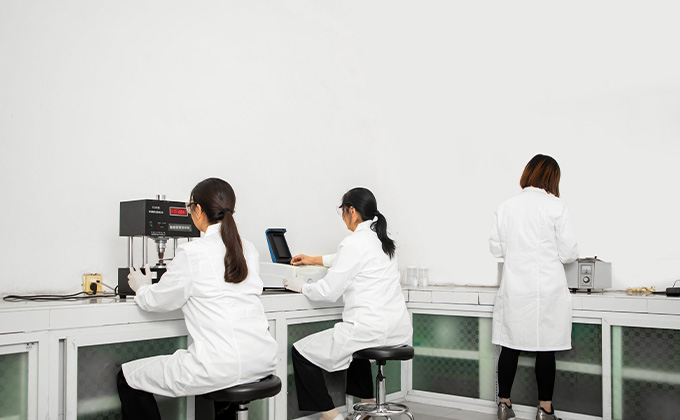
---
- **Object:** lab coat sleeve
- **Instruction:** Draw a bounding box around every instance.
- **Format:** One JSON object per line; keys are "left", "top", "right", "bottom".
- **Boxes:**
{"left": 134, "top": 247, "right": 193, "bottom": 312}
{"left": 245, "top": 242, "right": 264, "bottom": 295}
{"left": 555, "top": 203, "right": 579, "bottom": 264}
{"left": 489, "top": 210, "right": 504, "bottom": 259}
{"left": 322, "top": 254, "right": 337, "bottom": 267}
{"left": 303, "top": 245, "right": 359, "bottom": 302}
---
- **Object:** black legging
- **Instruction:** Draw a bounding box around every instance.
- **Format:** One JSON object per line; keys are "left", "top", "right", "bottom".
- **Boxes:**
{"left": 292, "top": 346, "right": 374, "bottom": 412}
{"left": 116, "top": 369, "right": 162, "bottom": 420}
{"left": 117, "top": 369, "right": 237, "bottom": 420}
{"left": 497, "top": 347, "right": 556, "bottom": 402}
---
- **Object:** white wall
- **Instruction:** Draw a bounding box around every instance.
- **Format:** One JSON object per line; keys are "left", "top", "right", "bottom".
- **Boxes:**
{"left": 1, "top": 1, "right": 679, "bottom": 294}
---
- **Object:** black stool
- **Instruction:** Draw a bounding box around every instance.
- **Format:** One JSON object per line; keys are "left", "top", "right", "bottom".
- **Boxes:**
{"left": 202, "top": 374, "right": 282, "bottom": 420}
{"left": 348, "top": 345, "right": 415, "bottom": 420}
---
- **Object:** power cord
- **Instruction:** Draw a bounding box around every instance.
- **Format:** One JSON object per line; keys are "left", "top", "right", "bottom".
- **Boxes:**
{"left": 3, "top": 291, "right": 119, "bottom": 302}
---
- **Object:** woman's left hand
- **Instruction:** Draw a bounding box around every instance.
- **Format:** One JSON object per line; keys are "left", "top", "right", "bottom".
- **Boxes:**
{"left": 128, "top": 264, "right": 152, "bottom": 292}
{"left": 283, "top": 277, "right": 305, "bottom": 293}
{"left": 291, "top": 254, "right": 322, "bottom": 266}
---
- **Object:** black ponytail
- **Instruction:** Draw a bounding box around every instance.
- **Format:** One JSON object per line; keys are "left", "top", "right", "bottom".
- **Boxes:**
{"left": 340, "top": 187, "right": 396, "bottom": 259}
{"left": 372, "top": 210, "right": 395, "bottom": 258}
{"left": 191, "top": 178, "right": 248, "bottom": 283}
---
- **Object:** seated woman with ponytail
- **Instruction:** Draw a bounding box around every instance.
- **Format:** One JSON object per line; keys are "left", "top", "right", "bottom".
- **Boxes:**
{"left": 284, "top": 187, "right": 412, "bottom": 420}
{"left": 118, "top": 178, "right": 278, "bottom": 420}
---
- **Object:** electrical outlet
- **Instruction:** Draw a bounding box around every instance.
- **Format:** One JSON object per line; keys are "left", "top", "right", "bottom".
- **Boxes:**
{"left": 82, "top": 273, "right": 103, "bottom": 294}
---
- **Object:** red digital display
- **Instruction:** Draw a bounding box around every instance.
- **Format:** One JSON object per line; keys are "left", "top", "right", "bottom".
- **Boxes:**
{"left": 169, "top": 207, "right": 188, "bottom": 216}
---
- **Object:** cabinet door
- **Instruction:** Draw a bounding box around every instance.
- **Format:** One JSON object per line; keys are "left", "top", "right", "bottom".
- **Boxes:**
{"left": 63, "top": 322, "right": 190, "bottom": 420}
{"left": 287, "top": 318, "right": 344, "bottom": 420}
{"left": 0, "top": 345, "right": 33, "bottom": 419}
{"left": 412, "top": 314, "right": 483, "bottom": 398}
{"left": 612, "top": 326, "right": 680, "bottom": 420}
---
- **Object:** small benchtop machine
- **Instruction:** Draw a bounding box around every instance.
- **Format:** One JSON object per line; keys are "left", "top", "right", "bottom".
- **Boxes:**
{"left": 118, "top": 195, "right": 200, "bottom": 297}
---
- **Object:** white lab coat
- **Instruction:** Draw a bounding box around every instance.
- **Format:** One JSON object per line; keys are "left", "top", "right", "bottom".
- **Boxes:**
{"left": 294, "top": 220, "right": 412, "bottom": 372}
{"left": 122, "top": 224, "right": 278, "bottom": 397}
{"left": 489, "top": 187, "right": 579, "bottom": 352}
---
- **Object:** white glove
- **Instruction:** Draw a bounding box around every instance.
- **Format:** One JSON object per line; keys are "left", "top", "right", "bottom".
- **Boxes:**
{"left": 283, "top": 276, "right": 305, "bottom": 293}
{"left": 128, "top": 264, "right": 152, "bottom": 292}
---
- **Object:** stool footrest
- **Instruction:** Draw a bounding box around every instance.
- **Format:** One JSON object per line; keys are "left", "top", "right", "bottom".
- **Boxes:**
{"left": 352, "top": 401, "right": 410, "bottom": 416}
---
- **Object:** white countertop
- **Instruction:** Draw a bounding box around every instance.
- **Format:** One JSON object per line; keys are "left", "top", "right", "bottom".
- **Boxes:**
{"left": 404, "top": 285, "right": 680, "bottom": 316}
{"left": 0, "top": 290, "right": 343, "bottom": 335}
{"left": 2, "top": 286, "right": 679, "bottom": 335}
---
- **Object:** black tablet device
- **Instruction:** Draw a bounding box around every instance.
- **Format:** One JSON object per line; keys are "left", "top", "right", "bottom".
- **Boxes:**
{"left": 265, "top": 228, "right": 292, "bottom": 264}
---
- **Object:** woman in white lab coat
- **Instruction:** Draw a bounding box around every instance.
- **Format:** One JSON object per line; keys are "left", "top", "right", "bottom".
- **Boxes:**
{"left": 117, "top": 178, "right": 278, "bottom": 420}
{"left": 489, "top": 155, "right": 578, "bottom": 420}
{"left": 284, "top": 187, "right": 412, "bottom": 420}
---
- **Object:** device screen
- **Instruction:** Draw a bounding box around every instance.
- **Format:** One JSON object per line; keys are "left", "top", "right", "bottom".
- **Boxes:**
{"left": 273, "top": 235, "right": 291, "bottom": 259}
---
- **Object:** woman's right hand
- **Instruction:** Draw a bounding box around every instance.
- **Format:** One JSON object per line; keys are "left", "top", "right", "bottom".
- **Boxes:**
{"left": 291, "top": 254, "right": 322, "bottom": 266}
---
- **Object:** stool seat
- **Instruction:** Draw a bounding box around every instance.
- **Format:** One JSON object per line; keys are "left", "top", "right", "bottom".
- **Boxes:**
{"left": 352, "top": 345, "right": 414, "bottom": 362}
{"left": 202, "top": 374, "right": 282, "bottom": 403}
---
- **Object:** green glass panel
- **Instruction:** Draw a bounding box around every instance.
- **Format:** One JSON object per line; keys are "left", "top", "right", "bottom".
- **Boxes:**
{"left": 478, "top": 318, "right": 497, "bottom": 401}
{"left": 412, "top": 314, "right": 480, "bottom": 397}
{"left": 287, "top": 320, "right": 344, "bottom": 420}
{"left": 508, "top": 323, "right": 602, "bottom": 417}
{"left": 413, "top": 313, "right": 479, "bottom": 351}
{"left": 77, "top": 336, "right": 188, "bottom": 420}
{"left": 613, "top": 326, "right": 680, "bottom": 420}
{"left": 0, "top": 351, "right": 29, "bottom": 420}
{"left": 414, "top": 356, "right": 479, "bottom": 397}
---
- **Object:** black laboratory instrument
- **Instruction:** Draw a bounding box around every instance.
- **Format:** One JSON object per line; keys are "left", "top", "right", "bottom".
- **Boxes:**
{"left": 117, "top": 195, "right": 200, "bottom": 297}
{"left": 265, "top": 228, "right": 292, "bottom": 264}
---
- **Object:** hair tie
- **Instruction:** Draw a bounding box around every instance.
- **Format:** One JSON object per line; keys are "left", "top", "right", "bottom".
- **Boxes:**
{"left": 216, "top": 207, "right": 233, "bottom": 218}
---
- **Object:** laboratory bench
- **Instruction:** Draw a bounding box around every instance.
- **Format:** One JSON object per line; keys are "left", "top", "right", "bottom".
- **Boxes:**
{"left": 1, "top": 287, "right": 679, "bottom": 420}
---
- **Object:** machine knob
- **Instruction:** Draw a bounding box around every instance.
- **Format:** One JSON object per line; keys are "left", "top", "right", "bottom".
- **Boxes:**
{"left": 582, "top": 276, "right": 591, "bottom": 284}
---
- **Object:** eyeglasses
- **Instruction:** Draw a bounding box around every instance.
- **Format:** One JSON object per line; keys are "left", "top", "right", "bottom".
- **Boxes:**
{"left": 186, "top": 202, "right": 197, "bottom": 215}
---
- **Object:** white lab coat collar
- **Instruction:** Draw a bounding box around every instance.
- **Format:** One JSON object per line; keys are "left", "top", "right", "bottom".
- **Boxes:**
{"left": 354, "top": 220, "right": 373, "bottom": 232}
{"left": 205, "top": 223, "right": 222, "bottom": 236}
{"left": 523, "top": 186, "right": 548, "bottom": 195}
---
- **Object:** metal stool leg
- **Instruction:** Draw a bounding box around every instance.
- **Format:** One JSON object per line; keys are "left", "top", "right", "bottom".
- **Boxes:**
{"left": 350, "top": 361, "right": 414, "bottom": 419}
{"left": 376, "top": 363, "right": 386, "bottom": 408}
{"left": 236, "top": 403, "right": 248, "bottom": 420}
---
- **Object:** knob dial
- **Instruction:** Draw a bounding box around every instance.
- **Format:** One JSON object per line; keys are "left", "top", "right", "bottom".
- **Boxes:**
{"left": 582, "top": 276, "right": 591, "bottom": 284}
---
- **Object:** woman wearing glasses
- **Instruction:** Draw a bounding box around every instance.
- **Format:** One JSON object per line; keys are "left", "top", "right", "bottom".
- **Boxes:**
{"left": 490, "top": 155, "right": 579, "bottom": 420}
{"left": 118, "top": 178, "right": 278, "bottom": 420}
{"left": 284, "top": 187, "right": 412, "bottom": 420}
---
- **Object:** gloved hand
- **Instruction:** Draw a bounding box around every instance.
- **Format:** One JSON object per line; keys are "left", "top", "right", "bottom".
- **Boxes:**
{"left": 283, "top": 276, "right": 305, "bottom": 293}
{"left": 128, "top": 264, "right": 152, "bottom": 292}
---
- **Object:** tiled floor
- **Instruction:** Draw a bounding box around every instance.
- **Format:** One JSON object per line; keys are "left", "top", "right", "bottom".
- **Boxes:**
{"left": 406, "top": 401, "right": 521, "bottom": 420}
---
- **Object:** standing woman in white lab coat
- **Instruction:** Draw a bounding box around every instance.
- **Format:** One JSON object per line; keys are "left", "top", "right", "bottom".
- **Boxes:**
{"left": 117, "top": 178, "right": 278, "bottom": 420}
{"left": 489, "top": 155, "right": 578, "bottom": 420}
{"left": 283, "top": 187, "right": 412, "bottom": 420}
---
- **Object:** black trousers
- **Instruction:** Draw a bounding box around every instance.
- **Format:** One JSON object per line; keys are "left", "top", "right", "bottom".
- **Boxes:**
{"left": 497, "top": 347, "right": 556, "bottom": 402}
{"left": 292, "top": 346, "right": 374, "bottom": 412}
{"left": 117, "top": 369, "right": 161, "bottom": 420}
{"left": 117, "top": 369, "right": 237, "bottom": 420}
